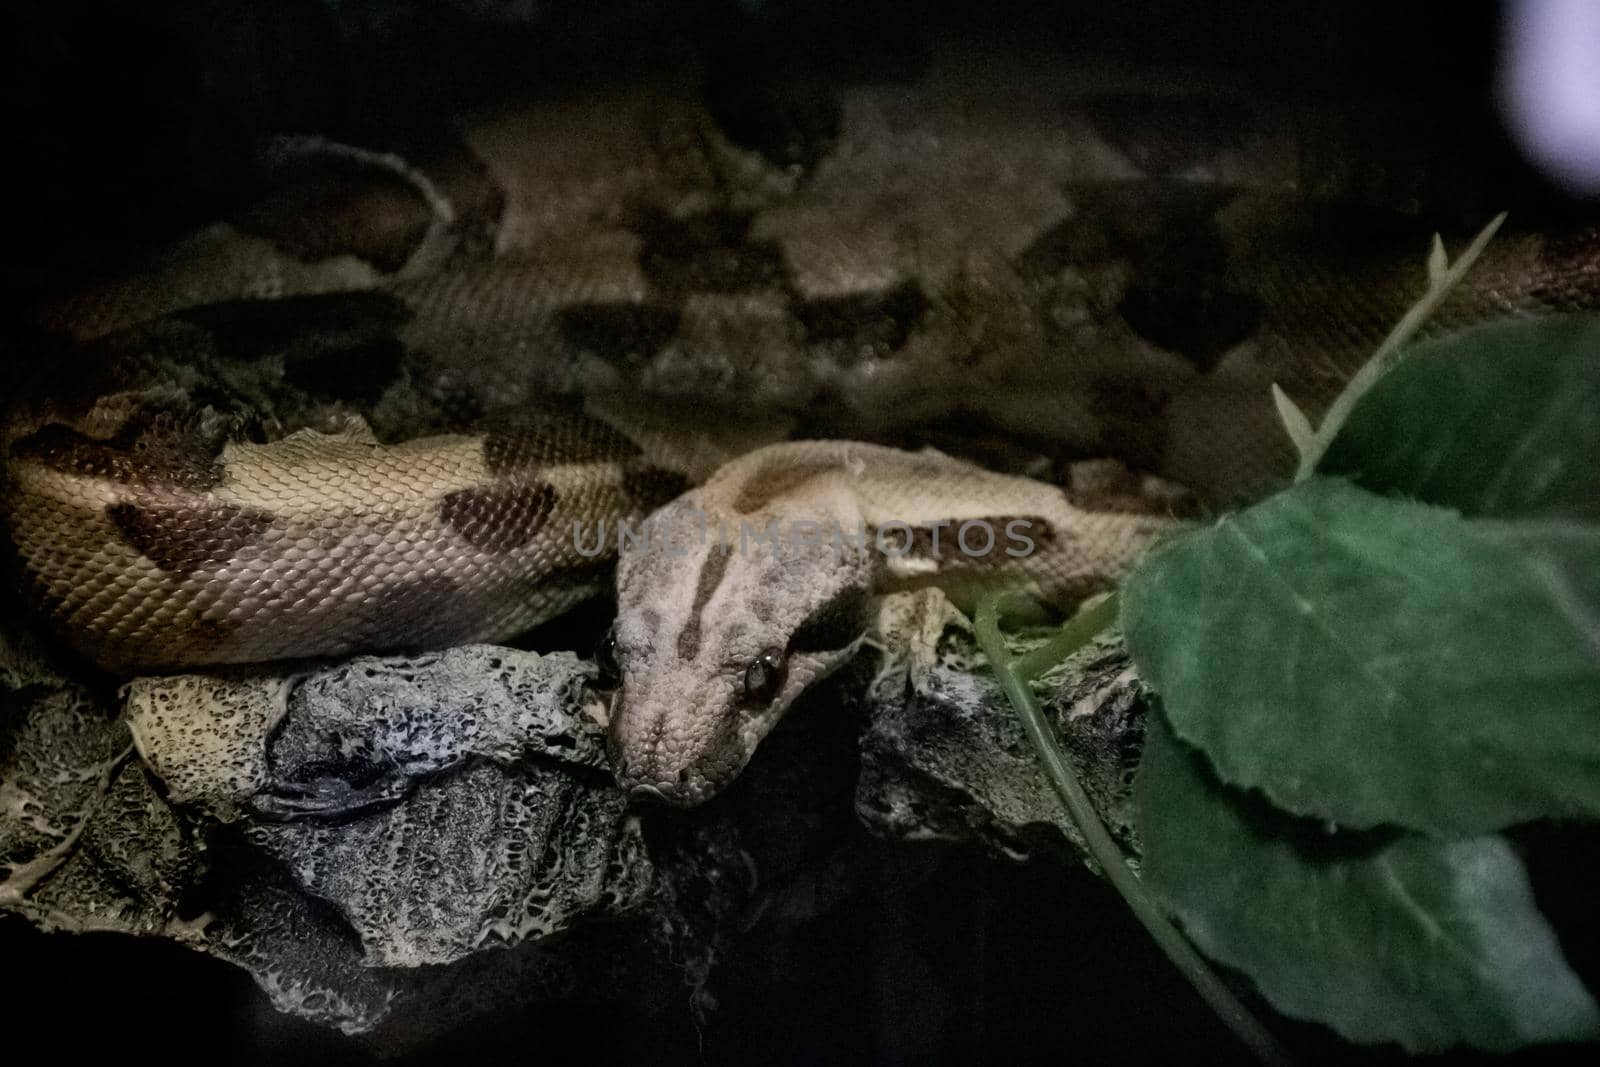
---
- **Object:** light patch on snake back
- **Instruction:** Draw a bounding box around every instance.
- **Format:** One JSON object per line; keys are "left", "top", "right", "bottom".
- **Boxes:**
{"left": 6, "top": 416, "right": 660, "bottom": 670}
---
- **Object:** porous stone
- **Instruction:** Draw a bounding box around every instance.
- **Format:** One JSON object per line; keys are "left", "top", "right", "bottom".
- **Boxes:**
{"left": 2, "top": 590, "right": 1148, "bottom": 1043}
{"left": 855, "top": 591, "right": 1148, "bottom": 865}
{"left": 2, "top": 626, "right": 676, "bottom": 1038}
{"left": 125, "top": 645, "right": 652, "bottom": 969}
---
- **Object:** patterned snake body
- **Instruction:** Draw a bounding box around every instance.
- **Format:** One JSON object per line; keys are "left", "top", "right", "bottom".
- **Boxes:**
{"left": 7, "top": 63, "right": 1599, "bottom": 800}
{"left": 4, "top": 388, "right": 677, "bottom": 671}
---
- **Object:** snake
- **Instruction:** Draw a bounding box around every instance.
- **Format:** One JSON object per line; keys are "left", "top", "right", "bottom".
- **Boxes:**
{"left": 7, "top": 61, "right": 1599, "bottom": 806}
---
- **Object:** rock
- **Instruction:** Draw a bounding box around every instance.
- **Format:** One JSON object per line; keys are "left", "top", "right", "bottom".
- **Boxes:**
{"left": 0, "top": 615, "right": 151, "bottom": 923}
{"left": 1, "top": 623, "right": 678, "bottom": 1038}
{"left": 856, "top": 591, "right": 1148, "bottom": 866}
{"left": 1, "top": 590, "right": 1152, "bottom": 1044}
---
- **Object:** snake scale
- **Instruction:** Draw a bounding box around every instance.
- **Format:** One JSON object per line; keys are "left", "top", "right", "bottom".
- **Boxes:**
{"left": 7, "top": 58, "right": 1599, "bottom": 804}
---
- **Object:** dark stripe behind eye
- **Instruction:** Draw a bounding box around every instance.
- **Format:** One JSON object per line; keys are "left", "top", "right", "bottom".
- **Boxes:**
{"left": 676, "top": 544, "right": 734, "bottom": 661}
{"left": 789, "top": 586, "right": 871, "bottom": 653}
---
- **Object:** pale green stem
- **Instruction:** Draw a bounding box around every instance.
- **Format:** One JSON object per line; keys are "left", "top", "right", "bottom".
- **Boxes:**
{"left": 975, "top": 593, "right": 1296, "bottom": 1067}
{"left": 1290, "top": 212, "right": 1508, "bottom": 482}
{"left": 1010, "top": 592, "right": 1120, "bottom": 682}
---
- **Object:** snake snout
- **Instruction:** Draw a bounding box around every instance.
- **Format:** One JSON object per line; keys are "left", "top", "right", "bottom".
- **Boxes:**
{"left": 607, "top": 724, "right": 701, "bottom": 806}
{"left": 608, "top": 686, "right": 749, "bottom": 807}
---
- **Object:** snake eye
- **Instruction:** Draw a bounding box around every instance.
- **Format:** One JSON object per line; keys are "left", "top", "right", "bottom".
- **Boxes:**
{"left": 595, "top": 625, "right": 621, "bottom": 689}
{"left": 742, "top": 647, "right": 788, "bottom": 706}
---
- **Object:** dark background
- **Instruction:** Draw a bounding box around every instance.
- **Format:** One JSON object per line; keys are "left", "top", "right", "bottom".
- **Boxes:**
{"left": 6, "top": 0, "right": 1587, "bottom": 295}
{"left": 2, "top": 2, "right": 1594, "bottom": 1063}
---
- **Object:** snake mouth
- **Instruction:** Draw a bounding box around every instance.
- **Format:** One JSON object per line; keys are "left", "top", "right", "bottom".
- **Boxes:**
{"left": 611, "top": 731, "right": 737, "bottom": 807}
{"left": 608, "top": 742, "right": 723, "bottom": 809}
{"left": 615, "top": 764, "right": 718, "bottom": 808}
{"left": 608, "top": 730, "right": 716, "bottom": 807}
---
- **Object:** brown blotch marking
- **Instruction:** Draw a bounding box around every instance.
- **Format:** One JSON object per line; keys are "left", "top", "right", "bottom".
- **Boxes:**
{"left": 1117, "top": 278, "right": 1263, "bottom": 372}
{"left": 750, "top": 592, "right": 777, "bottom": 624}
{"left": 373, "top": 573, "right": 466, "bottom": 621}
{"left": 621, "top": 462, "right": 691, "bottom": 513}
{"left": 1020, "top": 183, "right": 1261, "bottom": 370}
{"left": 106, "top": 501, "right": 273, "bottom": 575}
{"left": 440, "top": 482, "right": 558, "bottom": 553}
{"left": 636, "top": 209, "right": 790, "bottom": 294}
{"left": 676, "top": 543, "right": 734, "bottom": 661}
{"left": 1018, "top": 183, "right": 1237, "bottom": 279}
{"left": 481, "top": 415, "right": 642, "bottom": 477}
{"left": 794, "top": 279, "right": 929, "bottom": 361}
{"left": 554, "top": 302, "right": 681, "bottom": 364}
{"left": 730, "top": 460, "right": 841, "bottom": 515}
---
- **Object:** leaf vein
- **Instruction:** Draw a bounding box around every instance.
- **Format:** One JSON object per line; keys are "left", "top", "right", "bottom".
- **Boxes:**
{"left": 1375, "top": 855, "right": 1478, "bottom": 971}
{"left": 1478, "top": 384, "right": 1589, "bottom": 514}
{"left": 1218, "top": 514, "right": 1414, "bottom": 718}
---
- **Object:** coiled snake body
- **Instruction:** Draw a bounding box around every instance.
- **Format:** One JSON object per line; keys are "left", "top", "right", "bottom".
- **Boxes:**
{"left": 7, "top": 67, "right": 1598, "bottom": 802}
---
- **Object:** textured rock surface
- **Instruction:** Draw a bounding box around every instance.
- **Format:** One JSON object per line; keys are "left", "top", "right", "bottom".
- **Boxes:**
{"left": 126, "top": 645, "right": 653, "bottom": 969}
{"left": 0, "top": 615, "right": 679, "bottom": 1037}
{"left": 0, "top": 615, "right": 152, "bottom": 927}
{"left": 856, "top": 590, "right": 1147, "bottom": 864}
{"left": 0, "top": 587, "right": 1149, "bottom": 1045}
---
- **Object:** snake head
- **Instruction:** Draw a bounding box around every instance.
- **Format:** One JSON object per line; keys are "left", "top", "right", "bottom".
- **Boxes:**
{"left": 608, "top": 492, "right": 874, "bottom": 806}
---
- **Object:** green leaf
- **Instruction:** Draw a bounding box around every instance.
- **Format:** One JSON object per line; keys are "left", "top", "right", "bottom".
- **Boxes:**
{"left": 1121, "top": 477, "right": 1600, "bottom": 834}
{"left": 1136, "top": 713, "right": 1600, "bottom": 1053}
{"left": 1322, "top": 313, "right": 1600, "bottom": 519}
